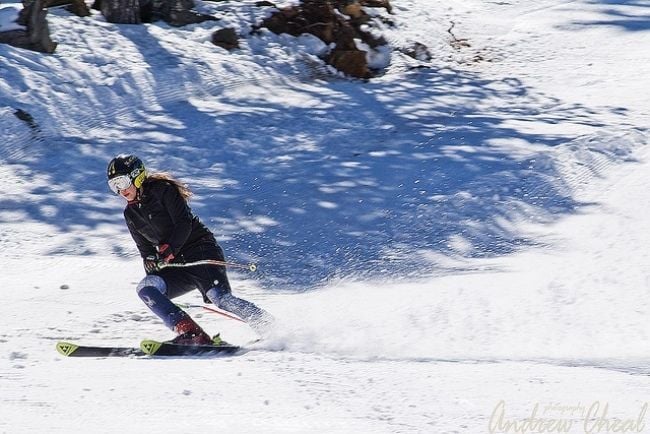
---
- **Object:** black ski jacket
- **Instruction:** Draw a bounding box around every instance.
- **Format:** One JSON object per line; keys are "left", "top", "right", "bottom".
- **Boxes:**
{"left": 123, "top": 178, "right": 216, "bottom": 260}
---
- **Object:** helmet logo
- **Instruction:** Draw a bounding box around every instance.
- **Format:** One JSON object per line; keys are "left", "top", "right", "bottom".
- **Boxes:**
{"left": 107, "top": 154, "right": 145, "bottom": 187}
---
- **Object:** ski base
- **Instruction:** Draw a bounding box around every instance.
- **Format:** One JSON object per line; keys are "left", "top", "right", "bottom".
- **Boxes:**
{"left": 56, "top": 341, "right": 145, "bottom": 357}
{"left": 140, "top": 339, "right": 240, "bottom": 356}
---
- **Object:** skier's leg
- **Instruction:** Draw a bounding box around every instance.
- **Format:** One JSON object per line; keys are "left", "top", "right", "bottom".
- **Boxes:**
{"left": 136, "top": 275, "right": 211, "bottom": 344}
{"left": 205, "top": 285, "right": 274, "bottom": 334}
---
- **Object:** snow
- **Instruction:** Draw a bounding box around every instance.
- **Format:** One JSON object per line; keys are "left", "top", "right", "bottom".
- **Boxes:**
{"left": 1, "top": 0, "right": 650, "bottom": 433}
{"left": 0, "top": 4, "right": 23, "bottom": 32}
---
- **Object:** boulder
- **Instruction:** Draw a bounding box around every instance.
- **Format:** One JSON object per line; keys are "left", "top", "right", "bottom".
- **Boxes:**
{"left": 211, "top": 28, "right": 239, "bottom": 50}
{"left": 260, "top": 0, "right": 390, "bottom": 78}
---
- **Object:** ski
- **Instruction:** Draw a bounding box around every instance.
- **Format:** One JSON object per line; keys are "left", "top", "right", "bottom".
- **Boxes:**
{"left": 56, "top": 340, "right": 241, "bottom": 358}
{"left": 56, "top": 341, "right": 145, "bottom": 357}
{"left": 140, "top": 339, "right": 240, "bottom": 356}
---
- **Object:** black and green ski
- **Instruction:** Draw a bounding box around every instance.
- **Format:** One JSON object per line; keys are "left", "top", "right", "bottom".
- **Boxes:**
{"left": 140, "top": 339, "right": 240, "bottom": 356}
{"left": 56, "top": 340, "right": 241, "bottom": 358}
{"left": 56, "top": 341, "right": 145, "bottom": 357}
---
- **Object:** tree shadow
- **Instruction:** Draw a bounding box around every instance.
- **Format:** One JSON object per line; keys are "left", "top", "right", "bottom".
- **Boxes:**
{"left": 572, "top": 2, "right": 650, "bottom": 31}
{"left": 181, "top": 67, "right": 635, "bottom": 288}
{"left": 0, "top": 17, "right": 640, "bottom": 290}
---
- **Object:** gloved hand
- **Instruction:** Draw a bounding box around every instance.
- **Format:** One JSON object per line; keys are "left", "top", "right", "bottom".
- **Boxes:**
{"left": 157, "top": 243, "right": 175, "bottom": 263}
{"left": 144, "top": 254, "right": 162, "bottom": 273}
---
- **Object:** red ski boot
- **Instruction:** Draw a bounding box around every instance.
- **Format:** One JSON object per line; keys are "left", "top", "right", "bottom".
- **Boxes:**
{"left": 167, "top": 317, "right": 212, "bottom": 346}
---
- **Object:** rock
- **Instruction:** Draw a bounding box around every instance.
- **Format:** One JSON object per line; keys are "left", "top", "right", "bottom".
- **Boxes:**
{"left": 166, "top": 9, "right": 218, "bottom": 27}
{"left": 360, "top": 0, "right": 392, "bottom": 13}
{"left": 45, "top": 0, "right": 91, "bottom": 17}
{"left": 259, "top": 0, "right": 393, "bottom": 78}
{"left": 328, "top": 49, "right": 371, "bottom": 78}
{"left": 342, "top": 2, "right": 363, "bottom": 19}
{"left": 101, "top": 0, "right": 141, "bottom": 24}
{"left": 403, "top": 42, "right": 432, "bottom": 61}
{"left": 0, "top": 0, "right": 57, "bottom": 53}
{"left": 211, "top": 28, "right": 239, "bottom": 50}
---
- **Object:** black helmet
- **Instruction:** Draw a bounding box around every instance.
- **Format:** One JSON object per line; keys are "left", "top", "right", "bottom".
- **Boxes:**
{"left": 107, "top": 154, "right": 146, "bottom": 193}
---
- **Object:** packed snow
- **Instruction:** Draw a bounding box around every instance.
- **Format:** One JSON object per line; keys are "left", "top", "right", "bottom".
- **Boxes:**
{"left": 1, "top": 0, "right": 649, "bottom": 433}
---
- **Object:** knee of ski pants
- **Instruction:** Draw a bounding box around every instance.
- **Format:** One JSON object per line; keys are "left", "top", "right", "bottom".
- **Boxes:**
{"left": 136, "top": 275, "right": 167, "bottom": 296}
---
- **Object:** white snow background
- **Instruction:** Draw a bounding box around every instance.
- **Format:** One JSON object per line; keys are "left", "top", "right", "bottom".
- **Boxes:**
{"left": 1, "top": 0, "right": 650, "bottom": 433}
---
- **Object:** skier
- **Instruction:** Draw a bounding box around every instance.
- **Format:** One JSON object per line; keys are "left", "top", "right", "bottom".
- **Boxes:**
{"left": 107, "top": 154, "right": 273, "bottom": 345}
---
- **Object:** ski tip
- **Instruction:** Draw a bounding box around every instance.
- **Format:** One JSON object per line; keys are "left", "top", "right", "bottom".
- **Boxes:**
{"left": 56, "top": 341, "right": 79, "bottom": 357}
{"left": 140, "top": 339, "right": 162, "bottom": 355}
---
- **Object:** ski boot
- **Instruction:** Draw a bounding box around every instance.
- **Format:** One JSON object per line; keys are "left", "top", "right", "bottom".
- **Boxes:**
{"left": 166, "top": 317, "right": 213, "bottom": 346}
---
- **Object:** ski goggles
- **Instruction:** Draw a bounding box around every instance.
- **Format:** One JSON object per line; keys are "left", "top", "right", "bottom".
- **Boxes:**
{"left": 108, "top": 175, "right": 132, "bottom": 194}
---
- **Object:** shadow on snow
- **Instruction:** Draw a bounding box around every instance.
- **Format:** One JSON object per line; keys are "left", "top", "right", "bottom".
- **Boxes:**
{"left": 0, "top": 22, "right": 637, "bottom": 290}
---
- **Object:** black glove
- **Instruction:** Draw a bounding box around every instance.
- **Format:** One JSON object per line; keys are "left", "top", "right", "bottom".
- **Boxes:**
{"left": 144, "top": 254, "right": 162, "bottom": 273}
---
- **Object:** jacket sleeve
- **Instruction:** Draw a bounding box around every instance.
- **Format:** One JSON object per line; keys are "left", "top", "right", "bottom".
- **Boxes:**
{"left": 125, "top": 211, "right": 157, "bottom": 259}
{"left": 161, "top": 183, "right": 193, "bottom": 255}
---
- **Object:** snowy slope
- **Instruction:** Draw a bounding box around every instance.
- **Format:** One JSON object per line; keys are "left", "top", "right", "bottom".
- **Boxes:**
{"left": 1, "top": 0, "right": 650, "bottom": 433}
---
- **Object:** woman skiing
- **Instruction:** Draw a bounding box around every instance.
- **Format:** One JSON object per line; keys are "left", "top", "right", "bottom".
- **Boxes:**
{"left": 107, "top": 154, "right": 273, "bottom": 345}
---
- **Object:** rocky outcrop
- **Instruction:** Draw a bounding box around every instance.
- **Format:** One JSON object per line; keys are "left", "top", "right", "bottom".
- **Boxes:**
{"left": 260, "top": 0, "right": 391, "bottom": 78}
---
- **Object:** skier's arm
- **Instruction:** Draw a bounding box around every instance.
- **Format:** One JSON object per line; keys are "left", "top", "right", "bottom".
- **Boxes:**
{"left": 160, "top": 183, "right": 193, "bottom": 256}
{"left": 125, "top": 215, "right": 156, "bottom": 258}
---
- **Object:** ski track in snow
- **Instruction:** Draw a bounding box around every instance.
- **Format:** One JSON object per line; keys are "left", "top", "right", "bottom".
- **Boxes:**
{"left": 1, "top": 0, "right": 650, "bottom": 433}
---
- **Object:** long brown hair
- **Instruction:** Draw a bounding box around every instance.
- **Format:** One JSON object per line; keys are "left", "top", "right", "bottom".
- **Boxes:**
{"left": 145, "top": 171, "right": 193, "bottom": 200}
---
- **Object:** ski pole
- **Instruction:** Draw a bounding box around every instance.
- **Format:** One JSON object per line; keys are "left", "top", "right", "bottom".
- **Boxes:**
{"left": 175, "top": 302, "right": 246, "bottom": 323}
{"left": 160, "top": 259, "right": 257, "bottom": 272}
